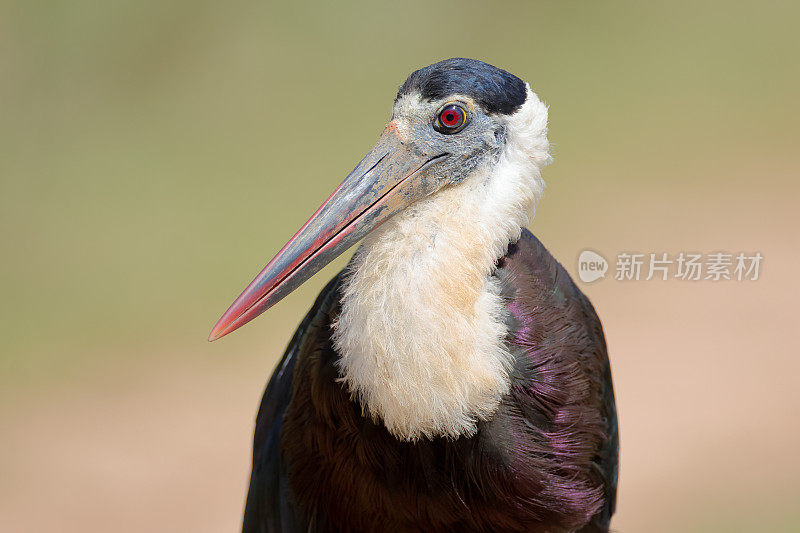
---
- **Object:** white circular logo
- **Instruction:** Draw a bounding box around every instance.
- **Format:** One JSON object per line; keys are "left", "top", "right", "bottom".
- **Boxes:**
{"left": 577, "top": 250, "right": 608, "bottom": 283}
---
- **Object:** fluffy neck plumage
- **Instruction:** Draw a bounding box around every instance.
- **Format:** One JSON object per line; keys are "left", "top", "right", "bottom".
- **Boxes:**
{"left": 332, "top": 89, "right": 551, "bottom": 441}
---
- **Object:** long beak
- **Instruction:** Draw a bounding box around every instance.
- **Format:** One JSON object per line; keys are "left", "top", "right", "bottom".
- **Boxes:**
{"left": 209, "top": 125, "right": 444, "bottom": 341}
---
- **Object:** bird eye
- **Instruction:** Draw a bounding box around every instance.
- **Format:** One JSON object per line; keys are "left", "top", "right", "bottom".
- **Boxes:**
{"left": 434, "top": 104, "right": 467, "bottom": 134}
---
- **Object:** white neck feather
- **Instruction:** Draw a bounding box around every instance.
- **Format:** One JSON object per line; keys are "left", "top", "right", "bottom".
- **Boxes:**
{"left": 332, "top": 88, "right": 551, "bottom": 441}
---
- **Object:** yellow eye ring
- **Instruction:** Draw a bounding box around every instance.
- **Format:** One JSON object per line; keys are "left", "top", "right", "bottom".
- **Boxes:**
{"left": 434, "top": 104, "right": 467, "bottom": 134}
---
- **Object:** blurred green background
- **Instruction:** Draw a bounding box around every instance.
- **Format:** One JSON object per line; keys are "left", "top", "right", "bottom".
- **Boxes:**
{"left": 2, "top": 1, "right": 798, "bottom": 531}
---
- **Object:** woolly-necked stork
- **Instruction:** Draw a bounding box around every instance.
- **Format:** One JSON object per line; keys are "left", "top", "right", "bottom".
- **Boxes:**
{"left": 210, "top": 58, "right": 618, "bottom": 532}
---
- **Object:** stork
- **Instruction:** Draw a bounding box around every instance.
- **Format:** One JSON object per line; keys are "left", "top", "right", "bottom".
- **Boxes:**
{"left": 210, "top": 58, "right": 618, "bottom": 532}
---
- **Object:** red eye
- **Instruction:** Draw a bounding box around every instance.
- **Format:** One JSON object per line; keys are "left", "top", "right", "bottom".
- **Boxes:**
{"left": 435, "top": 104, "right": 467, "bottom": 133}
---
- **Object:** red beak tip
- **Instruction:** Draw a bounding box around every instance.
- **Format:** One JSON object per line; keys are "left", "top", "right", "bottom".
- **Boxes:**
{"left": 208, "top": 322, "right": 229, "bottom": 342}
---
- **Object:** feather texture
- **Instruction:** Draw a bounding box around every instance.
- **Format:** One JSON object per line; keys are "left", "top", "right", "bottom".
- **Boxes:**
{"left": 242, "top": 231, "right": 617, "bottom": 532}
{"left": 333, "top": 87, "right": 551, "bottom": 441}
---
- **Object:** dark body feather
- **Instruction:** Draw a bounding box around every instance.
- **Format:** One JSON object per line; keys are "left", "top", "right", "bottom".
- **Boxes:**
{"left": 242, "top": 229, "right": 618, "bottom": 532}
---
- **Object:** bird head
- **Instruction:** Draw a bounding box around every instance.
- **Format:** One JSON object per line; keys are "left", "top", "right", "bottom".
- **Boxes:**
{"left": 210, "top": 58, "right": 547, "bottom": 340}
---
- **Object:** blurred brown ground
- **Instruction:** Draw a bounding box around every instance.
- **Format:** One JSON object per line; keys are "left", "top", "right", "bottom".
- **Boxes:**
{"left": 2, "top": 2, "right": 799, "bottom": 531}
